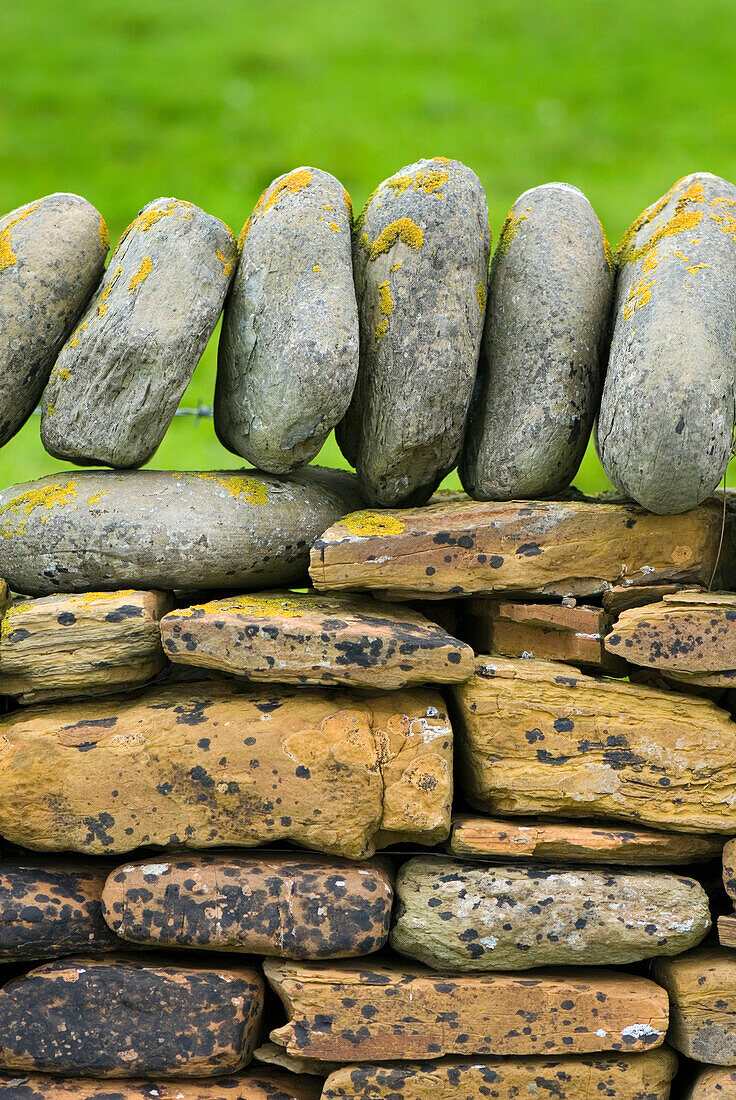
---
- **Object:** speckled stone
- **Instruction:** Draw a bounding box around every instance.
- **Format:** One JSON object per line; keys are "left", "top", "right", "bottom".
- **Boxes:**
{"left": 216, "top": 168, "right": 358, "bottom": 472}
{"left": 390, "top": 857, "right": 710, "bottom": 970}
{"left": 0, "top": 1072, "right": 322, "bottom": 1100}
{"left": 685, "top": 1066, "right": 736, "bottom": 1100}
{"left": 102, "top": 853, "right": 393, "bottom": 958}
{"left": 461, "top": 183, "right": 613, "bottom": 500}
{"left": 0, "top": 467, "right": 363, "bottom": 597}
{"left": 598, "top": 173, "right": 736, "bottom": 513}
{"left": 265, "top": 958, "right": 669, "bottom": 1060}
{"left": 605, "top": 591, "right": 736, "bottom": 674}
{"left": 722, "top": 837, "right": 736, "bottom": 904}
{"left": 0, "top": 955, "right": 264, "bottom": 1077}
{"left": 41, "top": 197, "right": 236, "bottom": 469}
{"left": 0, "top": 193, "right": 108, "bottom": 448}
{"left": 338, "top": 158, "right": 490, "bottom": 506}
{"left": 653, "top": 948, "right": 736, "bottom": 1064}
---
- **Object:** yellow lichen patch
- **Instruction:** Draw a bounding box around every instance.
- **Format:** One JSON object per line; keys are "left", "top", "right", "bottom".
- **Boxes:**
{"left": 343, "top": 189, "right": 354, "bottom": 223}
{"left": 0, "top": 480, "right": 78, "bottom": 539}
{"left": 602, "top": 229, "right": 614, "bottom": 275}
{"left": 260, "top": 169, "right": 313, "bottom": 218}
{"left": 120, "top": 200, "right": 179, "bottom": 245}
{"left": 313, "top": 264, "right": 320, "bottom": 273}
{"left": 710, "top": 209, "right": 736, "bottom": 241}
{"left": 495, "top": 206, "right": 530, "bottom": 261}
{"left": 342, "top": 510, "right": 406, "bottom": 538}
{"left": 367, "top": 218, "right": 424, "bottom": 260}
{"left": 385, "top": 175, "right": 413, "bottom": 197}
{"left": 375, "top": 318, "right": 389, "bottom": 342}
{"left": 79, "top": 589, "right": 134, "bottom": 607}
{"left": 97, "top": 265, "right": 123, "bottom": 318}
{"left": 0, "top": 200, "right": 42, "bottom": 272}
{"left": 45, "top": 403, "right": 55, "bottom": 418}
{"left": 328, "top": 222, "right": 340, "bottom": 232}
{"left": 129, "top": 256, "right": 152, "bottom": 292}
{"left": 433, "top": 156, "right": 452, "bottom": 165}
{"left": 99, "top": 216, "right": 110, "bottom": 252}
{"left": 386, "top": 168, "right": 449, "bottom": 199}
{"left": 180, "top": 593, "right": 307, "bottom": 620}
{"left": 390, "top": 261, "right": 402, "bottom": 272}
{"left": 618, "top": 180, "right": 705, "bottom": 265}
{"left": 68, "top": 321, "right": 88, "bottom": 349}
{"left": 215, "top": 248, "right": 234, "bottom": 278}
{"left": 477, "top": 282, "right": 486, "bottom": 313}
{"left": 194, "top": 472, "right": 269, "bottom": 505}
{"left": 86, "top": 489, "right": 109, "bottom": 506}
{"left": 673, "top": 250, "right": 710, "bottom": 275}
{"left": 322, "top": 204, "right": 335, "bottom": 211}
{"left": 378, "top": 281, "right": 394, "bottom": 316}
{"left": 623, "top": 247, "right": 662, "bottom": 320}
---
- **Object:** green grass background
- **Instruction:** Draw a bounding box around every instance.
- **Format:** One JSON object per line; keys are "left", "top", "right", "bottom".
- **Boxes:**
{"left": 3, "top": 0, "right": 736, "bottom": 493}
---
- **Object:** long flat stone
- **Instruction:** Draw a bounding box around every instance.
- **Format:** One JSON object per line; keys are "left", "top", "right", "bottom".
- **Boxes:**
{"left": 653, "top": 948, "right": 736, "bottom": 1064}
{"left": 264, "top": 958, "right": 669, "bottom": 1060}
{"left": 0, "top": 1071, "right": 321, "bottom": 1099}
{"left": 605, "top": 591, "right": 736, "bottom": 673}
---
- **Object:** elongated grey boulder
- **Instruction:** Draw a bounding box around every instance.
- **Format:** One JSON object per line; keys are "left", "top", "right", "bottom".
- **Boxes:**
{"left": 0, "top": 193, "right": 108, "bottom": 448}
{"left": 390, "top": 857, "right": 710, "bottom": 970}
{"left": 0, "top": 467, "right": 363, "bottom": 596}
{"left": 338, "top": 158, "right": 491, "bottom": 506}
{"left": 41, "top": 197, "right": 236, "bottom": 468}
{"left": 598, "top": 172, "right": 736, "bottom": 513}
{"left": 216, "top": 168, "right": 359, "bottom": 472}
{"left": 461, "top": 183, "right": 613, "bottom": 499}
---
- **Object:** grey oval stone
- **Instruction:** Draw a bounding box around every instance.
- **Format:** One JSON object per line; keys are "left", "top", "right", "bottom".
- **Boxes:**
{"left": 216, "top": 167, "right": 359, "bottom": 473}
{"left": 390, "top": 856, "right": 711, "bottom": 970}
{"left": 338, "top": 158, "right": 491, "bottom": 506}
{"left": 461, "top": 183, "right": 613, "bottom": 499}
{"left": 0, "top": 466, "right": 363, "bottom": 596}
{"left": 598, "top": 172, "right": 736, "bottom": 513}
{"left": 0, "top": 193, "right": 107, "bottom": 448}
{"left": 41, "top": 197, "right": 236, "bottom": 469}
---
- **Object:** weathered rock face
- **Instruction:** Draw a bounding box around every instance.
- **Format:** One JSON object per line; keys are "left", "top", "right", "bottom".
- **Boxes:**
{"left": 320, "top": 1050, "right": 678, "bottom": 1100}
{"left": 254, "top": 1042, "right": 338, "bottom": 1078}
{"left": 310, "top": 497, "right": 722, "bottom": 599}
{"left": 0, "top": 956, "right": 264, "bottom": 1077}
{"left": 448, "top": 814, "right": 724, "bottom": 865}
{"left": 41, "top": 197, "right": 236, "bottom": 469}
{"left": 0, "top": 590, "right": 171, "bottom": 704}
{"left": 686, "top": 1067, "right": 736, "bottom": 1100}
{"left": 653, "top": 948, "right": 736, "bottom": 1064}
{"left": 0, "top": 467, "right": 363, "bottom": 597}
{"left": 0, "top": 858, "right": 120, "bottom": 961}
{"left": 102, "top": 852, "right": 393, "bottom": 958}
{"left": 717, "top": 914, "right": 736, "bottom": 948}
{"left": 390, "top": 857, "right": 710, "bottom": 970}
{"left": 461, "top": 183, "right": 613, "bottom": 500}
{"left": 337, "top": 158, "right": 490, "bottom": 506}
{"left": 452, "top": 655, "right": 736, "bottom": 833}
{"left": 0, "top": 681, "right": 452, "bottom": 858}
{"left": 265, "top": 958, "right": 669, "bottom": 1060}
{"left": 216, "top": 168, "right": 359, "bottom": 473}
{"left": 0, "top": 1071, "right": 322, "bottom": 1100}
{"left": 722, "top": 837, "right": 736, "bottom": 903}
{"left": 161, "top": 590, "right": 473, "bottom": 689}
{"left": 598, "top": 173, "right": 736, "bottom": 514}
{"left": 0, "top": 193, "right": 108, "bottom": 448}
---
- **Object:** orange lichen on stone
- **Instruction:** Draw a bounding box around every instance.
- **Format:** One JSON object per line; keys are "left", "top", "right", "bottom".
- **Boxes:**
{"left": 0, "top": 479, "right": 78, "bottom": 539}
{"left": 215, "top": 248, "right": 234, "bottom": 278}
{"left": 366, "top": 218, "right": 424, "bottom": 260}
{"left": 495, "top": 206, "right": 530, "bottom": 261}
{"left": 190, "top": 471, "right": 269, "bottom": 506}
{"left": 120, "top": 200, "right": 178, "bottom": 245}
{"left": 477, "top": 282, "right": 486, "bottom": 312}
{"left": 623, "top": 247, "right": 662, "bottom": 320}
{"left": 97, "top": 265, "right": 123, "bottom": 317}
{"left": 343, "top": 189, "right": 354, "bottom": 222}
{"left": 618, "top": 179, "right": 705, "bottom": 265}
{"left": 342, "top": 511, "right": 406, "bottom": 538}
{"left": 0, "top": 200, "right": 42, "bottom": 272}
{"left": 328, "top": 222, "right": 340, "bottom": 232}
{"left": 99, "top": 215, "right": 110, "bottom": 252}
{"left": 68, "top": 321, "right": 88, "bottom": 349}
{"left": 602, "top": 228, "right": 614, "bottom": 274}
{"left": 239, "top": 170, "right": 313, "bottom": 246}
{"left": 386, "top": 168, "right": 449, "bottom": 199}
{"left": 129, "top": 256, "right": 152, "bottom": 292}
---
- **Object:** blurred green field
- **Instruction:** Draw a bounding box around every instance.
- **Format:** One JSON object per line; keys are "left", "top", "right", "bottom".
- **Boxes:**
{"left": 3, "top": 0, "right": 736, "bottom": 494}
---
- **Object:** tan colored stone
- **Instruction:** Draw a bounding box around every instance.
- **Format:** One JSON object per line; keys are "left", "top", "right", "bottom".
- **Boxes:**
{"left": 452, "top": 655, "right": 736, "bottom": 833}
{"left": 254, "top": 1042, "right": 338, "bottom": 1077}
{"left": 0, "top": 590, "right": 172, "bottom": 704}
{"left": 653, "top": 948, "right": 736, "bottom": 1064}
{"left": 601, "top": 583, "right": 689, "bottom": 614}
{"left": 686, "top": 1066, "right": 736, "bottom": 1099}
{"left": 723, "top": 838, "right": 736, "bottom": 904}
{"left": 0, "top": 682, "right": 452, "bottom": 858}
{"left": 717, "top": 914, "right": 736, "bottom": 948}
{"left": 264, "top": 958, "right": 669, "bottom": 1061}
{"left": 0, "top": 1071, "right": 321, "bottom": 1099}
{"left": 606, "top": 592, "right": 736, "bottom": 675}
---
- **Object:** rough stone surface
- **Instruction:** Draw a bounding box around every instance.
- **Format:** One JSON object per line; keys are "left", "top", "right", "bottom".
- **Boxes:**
{"left": 390, "top": 856, "right": 710, "bottom": 970}
{"left": 0, "top": 590, "right": 171, "bottom": 704}
{"left": 601, "top": 583, "right": 688, "bottom": 615}
{"left": 102, "top": 852, "right": 393, "bottom": 958}
{"left": 0, "top": 467, "right": 363, "bottom": 597}
{"left": 0, "top": 858, "right": 121, "bottom": 962}
{"left": 0, "top": 1072, "right": 321, "bottom": 1099}
{"left": 320, "top": 1051, "right": 678, "bottom": 1100}
{"left": 0, "top": 681, "right": 452, "bottom": 858}
{"left": 254, "top": 1043, "right": 338, "bottom": 1077}
{"left": 265, "top": 958, "right": 669, "bottom": 1060}
{"left": 0, "top": 193, "right": 108, "bottom": 448}
{"left": 338, "top": 158, "right": 490, "bottom": 506}
{"left": 461, "top": 183, "right": 613, "bottom": 500}
{"left": 0, "top": 955, "right": 264, "bottom": 1077}
{"left": 606, "top": 591, "right": 736, "bottom": 675}
{"left": 722, "top": 837, "right": 736, "bottom": 904}
{"left": 717, "top": 914, "right": 736, "bottom": 948}
{"left": 653, "top": 948, "right": 736, "bottom": 1064}
{"left": 686, "top": 1067, "right": 736, "bottom": 1100}
{"left": 216, "top": 168, "right": 358, "bottom": 472}
{"left": 41, "top": 197, "right": 236, "bottom": 468}
{"left": 160, "top": 590, "right": 473, "bottom": 689}
{"left": 598, "top": 173, "right": 736, "bottom": 513}
{"left": 310, "top": 496, "right": 721, "bottom": 598}
{"left": 452, "top": 655, "right": 736, "bottom": 833}
{"left": 448, "top": 814, "right": 724, "bottom": 865}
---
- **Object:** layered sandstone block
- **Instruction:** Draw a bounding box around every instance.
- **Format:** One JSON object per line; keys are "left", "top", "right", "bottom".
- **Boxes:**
{"left": 0, "top": 1071, "right": 321, "bottom": 1100}
{"left": 0, "top": 590, "right": 171, "bottom": 704}
{"left": 686, "top": 1067, "right": 736, "bottom": 1100}
{"left": 0, "top": 682, "right": 452, "bottom": 858}
{"left": 448, "top": 815, "right": 724, "bottom": 865}
{"left": 653, "top": 948, "right": 736, "bottom": 1064}
{"left": 0, "top": 956, "right": 264, "bottom": 1077}
{"left": 390, "top": 857, "right": 710, "bottom": 970}
{"left": 320, "top": 1050, "right": 678, "bottom": 1100}
{"left": 264, "top": 958, "right": 669, "bottom": 1060}
{"left": 102, "top": 852, "right": 393, "bottom": 958}
{"left": 160, "top": 590, "right": 473, "bottom": 689}
{"left": 452, "top": 655, "right": 736, "bottom": 832}
{"left": 254, "top": 1042, "right": 339, "bottom": 1077}
{"left": 310, "top": 497, "right": 721, "bottom": 599}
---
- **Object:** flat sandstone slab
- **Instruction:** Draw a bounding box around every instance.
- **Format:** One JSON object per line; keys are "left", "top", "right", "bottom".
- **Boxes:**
{"left": 310, "top": 498, "right": 721, "bottom": 598}
{"left": 102, "top": 852, "right": 393, "bottom": 958}
{"left": 0, "top": 955, "right": 263, "bottom": 1077}
{"left": 653, "top": 948, "right": 736, "bottom": 1064}
{"left": 161, "top": 590, "right": 473, "bottom": 688}
{"left": 606, "top": 591, "right": 736, "bottom": 673}
{"left": 320, "top": 1050, "right": 678, "bottom": 1100}
{"left": 451, "top": 655, "right": 736, "bottom": 833}
{"left": 0, "top": 682, "right": 451, "bottom": 858}
{"left": 264, "top": 958, "right": 669, "bottom": 1060}
{"left": 0, "top": 1071, "right": 321, "bottom": 1099}
{"left": 686, "top": 1067, "right": 736, "bottom": 1100}
{"left": 0, "top": 589, "right": 171, "bottom": 704}
{"left": 448, "top": 815, "right": 724, "bottom": 865}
